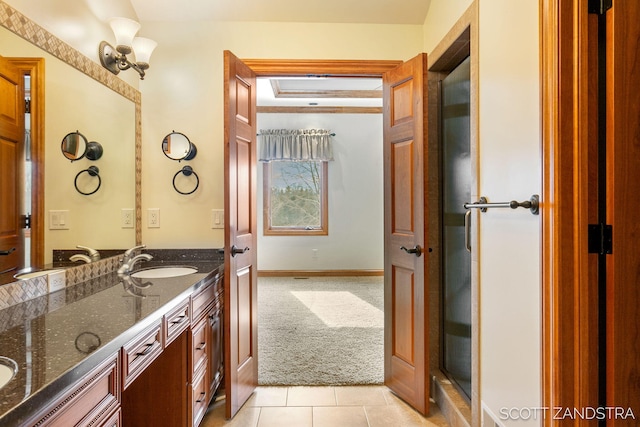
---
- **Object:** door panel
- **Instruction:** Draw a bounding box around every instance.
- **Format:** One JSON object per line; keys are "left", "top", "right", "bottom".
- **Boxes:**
{"left": 224, "top": 50, "right": 258, "bottom": 419}
{"left": 0, "top": 56, "right": 25, "bottom": 282}
{"left": 383, "top": 53, "right": 429, "bottom": 415}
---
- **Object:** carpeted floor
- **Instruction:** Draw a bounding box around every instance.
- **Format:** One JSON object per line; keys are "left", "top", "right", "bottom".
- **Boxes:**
{"left": 258, "top": 276, "right": 384, "bottom": 386}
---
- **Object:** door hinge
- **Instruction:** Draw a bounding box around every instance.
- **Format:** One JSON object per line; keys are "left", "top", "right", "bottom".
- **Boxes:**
{"left": 588, "top": 223, "right": 612, "bottom": 255}
{"left": 25, "top": 98, "right": 31, "bottom": 114}
{"left": 22, "top": 214, "right": 31, "bottom": 229}
{"left": 588, "top": 0, "right": 612, "bottom": 15}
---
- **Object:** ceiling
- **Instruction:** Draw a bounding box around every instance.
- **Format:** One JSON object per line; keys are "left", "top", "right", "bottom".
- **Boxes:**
{"left": 130, "top": 0, "right": 431, "bottom": 25}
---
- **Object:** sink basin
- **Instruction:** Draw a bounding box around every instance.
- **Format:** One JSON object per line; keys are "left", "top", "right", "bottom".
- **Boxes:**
{"left": 0, "top": 357, "right": 18, "bottom": 391}
{"left": 131, "top": 266, "right": 198, "bottom": 279}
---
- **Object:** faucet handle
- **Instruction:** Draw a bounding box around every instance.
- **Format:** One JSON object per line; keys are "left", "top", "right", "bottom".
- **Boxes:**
{"left": 124, "top": 244, "right": 146, "bottom": 257}
{"left": 76, "top": 245, "right": 100, "bottom": 261}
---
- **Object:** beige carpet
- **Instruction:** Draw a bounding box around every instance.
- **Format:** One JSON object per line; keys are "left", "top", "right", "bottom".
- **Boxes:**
{"left": 258, "top": 276, "right": 384, "bottom": 386}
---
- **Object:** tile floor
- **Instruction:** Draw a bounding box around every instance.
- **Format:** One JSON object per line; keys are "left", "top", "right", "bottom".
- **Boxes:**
{"left": 200, "top": 386, "right": 450, "bottom": 427}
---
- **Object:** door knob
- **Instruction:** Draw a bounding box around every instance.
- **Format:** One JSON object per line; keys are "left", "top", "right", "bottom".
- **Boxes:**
{"left": 400, "top": 245, "right": 422, "bottom": 257}
{"left": 231, "top": 245, "right": 250, "bottom": 257}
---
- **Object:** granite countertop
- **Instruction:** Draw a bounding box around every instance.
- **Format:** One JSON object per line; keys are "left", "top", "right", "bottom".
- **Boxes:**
{"left": 0, "top": 250, "right": 224, "bottom": 426}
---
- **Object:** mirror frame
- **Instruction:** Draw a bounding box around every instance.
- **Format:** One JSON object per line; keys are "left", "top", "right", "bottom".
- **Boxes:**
{"left": 0, "top": 1, "right": 143, "bottom": 268}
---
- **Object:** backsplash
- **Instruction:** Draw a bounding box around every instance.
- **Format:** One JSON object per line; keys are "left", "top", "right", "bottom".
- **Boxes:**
{"left": 0, "top": 249, "right": 224, "bottom": 311}
{"left": 0, "top": 256, "right": 121, "bottom": 311}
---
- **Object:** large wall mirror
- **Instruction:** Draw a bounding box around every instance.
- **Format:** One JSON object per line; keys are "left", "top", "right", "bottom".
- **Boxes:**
{"left": 0, "top": 7, "right": 140, "bottom": 286}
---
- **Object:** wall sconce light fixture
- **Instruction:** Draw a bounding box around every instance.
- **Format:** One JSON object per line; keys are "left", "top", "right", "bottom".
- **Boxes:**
{"left": 98, "top": 17, "right": 157, "bottom": 80}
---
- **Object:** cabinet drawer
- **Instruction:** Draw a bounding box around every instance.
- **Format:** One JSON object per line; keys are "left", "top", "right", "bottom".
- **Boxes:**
{"left": 100, "top": 408, "right": 121, "bottom": 427}
{"left": 164, "top": 298, "right": 190, "bottom": 346}
{"left": 191, "top": 281, "right": 215, "bottom": 323}
{"left": 190, "top": 366, "right": 209, "bottom": 427}
{"left": 190, "top": 316, "right": 208, "bottom": 377}
{"left": 32, "top": 354, "right": 120, "bottom": 427}
{"left": 121, "top": 321, "right": 163, "bottom": 390}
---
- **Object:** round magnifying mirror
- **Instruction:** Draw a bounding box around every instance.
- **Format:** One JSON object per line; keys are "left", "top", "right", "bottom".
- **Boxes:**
{"left": 162, "top": 131, "right": 197, "bottom": 161}
{"left": 61, "top": 131, "right": 88, "bottom": 161}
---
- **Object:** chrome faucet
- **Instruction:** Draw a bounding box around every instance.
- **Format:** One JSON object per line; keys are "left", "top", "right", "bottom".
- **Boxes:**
{"left": 118, "top": 246, "right": 153, "bottom": 276}
{"left": 76, "top": 245, "right": 100, "bottom": 262}
{"left": 69, "top": 254, "right": 92, "bottom": 263}
{"left": 122, "top": 244, "right": 146, "bottom": 265}
{"left": 128, "top": 253, "right": 153, "bottom": 269}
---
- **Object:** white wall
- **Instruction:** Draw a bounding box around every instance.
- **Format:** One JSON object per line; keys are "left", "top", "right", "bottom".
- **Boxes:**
{"left": 257, "top": 113, "right": 384, "bottom": 271}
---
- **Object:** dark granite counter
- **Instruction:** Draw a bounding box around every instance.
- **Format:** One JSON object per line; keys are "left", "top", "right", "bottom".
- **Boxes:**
{"left": 0, "top": 250, "right": 224, "bottom": 426}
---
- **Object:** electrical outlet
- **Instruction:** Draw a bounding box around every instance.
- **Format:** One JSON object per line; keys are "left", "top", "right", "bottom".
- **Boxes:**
{"left": 148, "top": 208, "right": 160, "bottom": 228}
{"left": 48, "top": 291, "right": 66, "bottom": 311}
{"left": 211, "top": 209, "right": 224, "bottom": 229}
{"left": 47, "top": 269, "right": 66, "bottom": 292}
{"left": 121, "top": 208, "right": 134, "bottom": 228}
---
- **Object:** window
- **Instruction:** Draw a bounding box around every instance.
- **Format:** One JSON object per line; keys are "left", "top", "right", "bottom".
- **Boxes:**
{"left": 263, "top": 161, "right": 328, "bottom": 235}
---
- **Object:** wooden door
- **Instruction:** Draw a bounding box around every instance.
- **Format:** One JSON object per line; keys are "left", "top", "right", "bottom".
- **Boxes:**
{"left": 223, "top": 50, "right": 258, "bottom": 419}
{"left": 0, "top": 55, "right": 25, "bottom": 282}
{"left": 606, "top": 1, "right": 640, "bottom": 417}
{"left": 383, "top": 53, "right": 429, "bottom": 415}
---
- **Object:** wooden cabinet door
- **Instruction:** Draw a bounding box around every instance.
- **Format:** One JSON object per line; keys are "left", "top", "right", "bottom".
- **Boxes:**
{"left": 383, "top": 53, "right": 430, "bottom": 415}
{"left": 223, "top": 50, "right": 258, "bottom": 419}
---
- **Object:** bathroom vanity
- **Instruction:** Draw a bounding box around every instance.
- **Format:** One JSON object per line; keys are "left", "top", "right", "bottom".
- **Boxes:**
{"left": 0, "top": 253, "right": 224, "bottom": 427}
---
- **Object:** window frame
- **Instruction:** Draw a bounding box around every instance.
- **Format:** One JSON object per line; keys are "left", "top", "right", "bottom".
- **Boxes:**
{"left": 262, "top": 161, "right": 328, "bottom": 236}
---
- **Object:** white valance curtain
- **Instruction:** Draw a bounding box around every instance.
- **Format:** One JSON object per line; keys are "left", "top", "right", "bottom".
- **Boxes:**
{"left": 258, "top": 129, "right": 334, "bottom": 162}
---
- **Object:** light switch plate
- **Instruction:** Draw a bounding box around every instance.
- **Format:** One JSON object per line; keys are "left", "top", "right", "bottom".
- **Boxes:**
{"left": 49, "top": 210, "right": 69, "bottom": 230}
{"left": 211, "top": 209, "right": 224, "bottom": 229}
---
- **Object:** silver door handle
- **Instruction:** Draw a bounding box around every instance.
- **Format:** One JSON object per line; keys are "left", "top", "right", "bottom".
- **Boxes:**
{"left": 464, "top": 210, "right": 471, "bottom": 252}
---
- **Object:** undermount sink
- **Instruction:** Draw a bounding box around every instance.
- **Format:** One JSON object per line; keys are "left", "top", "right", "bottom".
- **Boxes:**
{"left": 0, "top": 357, "right": 18, "bottom": 391}
{"left": 131, "top": 266, "right": 198, "bottom": 279}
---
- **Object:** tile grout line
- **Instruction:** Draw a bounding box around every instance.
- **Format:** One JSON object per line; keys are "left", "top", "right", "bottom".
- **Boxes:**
{"left": 363, "top": 405, "right": 372, "bottom": 427}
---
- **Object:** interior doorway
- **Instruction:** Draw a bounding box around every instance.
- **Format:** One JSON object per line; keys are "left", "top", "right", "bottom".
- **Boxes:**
{"left": 254, "top": 74, "right": 385, "bottom": 386}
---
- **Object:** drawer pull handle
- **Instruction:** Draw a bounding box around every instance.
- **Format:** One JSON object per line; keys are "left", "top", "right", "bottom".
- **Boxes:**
{"left": 136, "top": 342, "right": 155, "bottom": 356}
{"left": 171, "top": 315, "right": 187, "bottom": 325}
{"left": 196, "top": 341, "right": 206, "bottom": 351}
{"left": 196, "top": 391, "right": 206, "bottom": 403}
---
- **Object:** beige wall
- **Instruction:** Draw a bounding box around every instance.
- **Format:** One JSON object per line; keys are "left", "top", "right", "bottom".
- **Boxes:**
{"left": 423, "top": 0, "right": 473, "bottom": 54}
{"left": 138, "top": 21, "right": 423, "bottom": 249}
